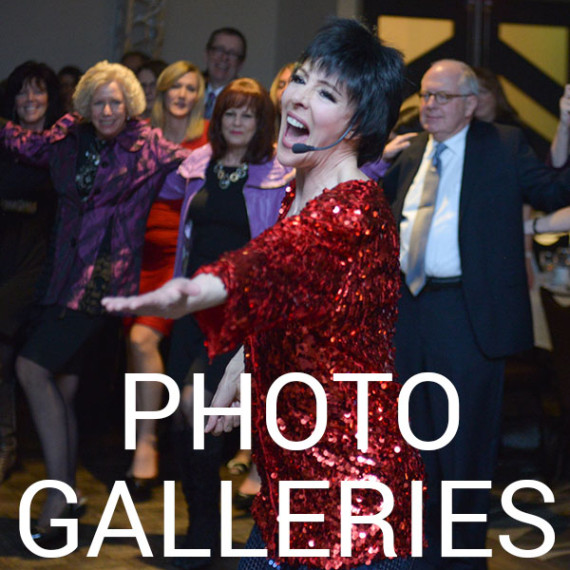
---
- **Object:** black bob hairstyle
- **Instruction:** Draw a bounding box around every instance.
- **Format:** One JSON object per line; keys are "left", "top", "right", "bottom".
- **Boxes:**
{"left": 2, "top": 60, "right": 62, "bottom": 128}
{"left": 297, "top": 18, "right": 404, "bottom": 165}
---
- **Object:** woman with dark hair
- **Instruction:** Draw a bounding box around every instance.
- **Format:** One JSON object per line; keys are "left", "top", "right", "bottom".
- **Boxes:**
{"left": 0, "top": 61, "right": 62, "bottom": 484}
{"left": 0, "top": 60, "right": 188, "bottom": 543}
{"left": 225, "top": 61, "right": 295, "bottom": 507}
{"left": 144, "top": 76, "right": 293, "bottom": 569}
{"left": 125, "top": 60, "right": 208, "bottom": 494}
{"left": 1, "top": 61, "right": 62, "bottom": 128}
{"left": 57, "top": 65, "right": 83, "bottom": 114}
{"left": 137, "top": 59, "right": 168, "bottom": 120}
{"left": 105, "top": 18, "right": 423, "bottom": 570}
{"left": 473, "top": 67, "right": 518, "bottom": 124}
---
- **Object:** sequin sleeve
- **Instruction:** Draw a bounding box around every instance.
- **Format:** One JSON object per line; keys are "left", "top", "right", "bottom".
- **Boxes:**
{"left": 194, "top": 180, "right": 397, "bottom": 357}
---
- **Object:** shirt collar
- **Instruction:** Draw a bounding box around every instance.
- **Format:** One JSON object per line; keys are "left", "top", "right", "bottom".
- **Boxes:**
{"left": 428, "top": 124, "right": 469, "bottom": 157}
{"left": 206, "top": 83, "right": 225, "bottom": 97}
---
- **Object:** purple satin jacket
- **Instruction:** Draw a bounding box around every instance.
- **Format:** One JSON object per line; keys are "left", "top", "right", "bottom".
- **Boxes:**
{"left": 0, "top": 113, "right": 189, "bottom": 309}
{"left": 159, "top": 144, "right": 295, "bottom": 277}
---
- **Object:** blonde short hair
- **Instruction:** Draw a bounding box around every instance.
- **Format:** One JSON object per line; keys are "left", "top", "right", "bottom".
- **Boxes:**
{"left": 151, "top": 61, "right": 206, "bottom": 142}
{"left": 73, "top": 60, "right": 145, "bottom": 119}
{"left": 269, "top": 62, "right": 295, "bottom": 108}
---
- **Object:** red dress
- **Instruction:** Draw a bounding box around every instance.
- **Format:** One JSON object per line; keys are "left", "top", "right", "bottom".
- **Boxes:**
{"left": 129, "top": 128, "right": 209, "bottom": 335}
{"left": 195, "top": 180, "right": 425, "bottom": 569}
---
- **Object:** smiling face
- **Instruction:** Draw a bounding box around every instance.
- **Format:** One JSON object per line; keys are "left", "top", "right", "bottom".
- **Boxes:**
{"left": 90, "top": 81, "right": 128, "bottom": 140}
{"left": 221, "top": 105, "right": 257, "bottom": 159}
{"left": 164, "top": 72, "right": 199, "bottom": 119}
{"left": 419, "top": 61, "right": 477, "bottom": 142}
{"left": 277, "top": 62, "right": 355, "bottom": 167}
{"left": 15, "top": 78, "right": 49, "bottom": 131}
{"left": 205, "top": 32, "right": 245, "bottom": 89}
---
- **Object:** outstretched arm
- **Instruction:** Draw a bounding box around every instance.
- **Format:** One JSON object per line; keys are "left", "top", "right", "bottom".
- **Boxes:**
{"left": 102, "top": 273, "right": 227, "bottom": 318}
{"left": 382, "top": 132, "right": 418, "bottom": 161}
{"left": 525, "top": 205, "right": 570, "bottom": 235}
{"left": 361, "top": 132, "right": 418, "bottom": 180}
{"left": 550, "top": 84, "right": 570, "bottom": 168}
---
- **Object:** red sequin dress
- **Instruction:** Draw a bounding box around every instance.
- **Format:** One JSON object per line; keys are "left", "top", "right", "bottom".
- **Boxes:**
{"left": 195, "top": 179, "right": 425, "bottom": 569}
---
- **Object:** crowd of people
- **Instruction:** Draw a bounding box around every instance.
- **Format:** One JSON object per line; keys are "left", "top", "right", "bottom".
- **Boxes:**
{"left": 1, "top": 16, "right": 570, "bottom": 570}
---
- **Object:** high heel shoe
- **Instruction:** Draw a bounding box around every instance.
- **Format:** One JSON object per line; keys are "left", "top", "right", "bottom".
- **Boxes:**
{"left": 70, "top": 495, "right": 88, "bottom": 518}
{"left": 30, "top": 524, "right": 67, "bottom": 548}
{"left": 125, "top": 475, "right": 155, "bottom": 502}
{"left": 31, "top": 505, "right": 75, "bottom": 548}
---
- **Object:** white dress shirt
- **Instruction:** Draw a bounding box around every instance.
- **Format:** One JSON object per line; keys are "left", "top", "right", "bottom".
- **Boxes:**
{"left": 400, "top": 125, "right": 469, "bottom": 278}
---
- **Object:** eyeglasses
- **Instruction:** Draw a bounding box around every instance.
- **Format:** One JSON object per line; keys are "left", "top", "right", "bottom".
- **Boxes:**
{"left": 419, "top": 91, "right": 473, "bottom": 104}
{"left": 208, "top": 45, "right": 243, "bottom": 61}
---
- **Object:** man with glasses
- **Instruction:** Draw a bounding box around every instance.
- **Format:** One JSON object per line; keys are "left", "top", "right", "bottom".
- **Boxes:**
{"left": 384, "top": 59, "right": 570, "bottom": 570}
{"left": 203, "top": 27, "right": 247, "bottom": 118}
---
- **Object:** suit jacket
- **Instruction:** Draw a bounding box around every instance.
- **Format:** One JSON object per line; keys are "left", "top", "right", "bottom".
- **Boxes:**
{"left": 384, "top": 120, "right": 570, "bottom": 359}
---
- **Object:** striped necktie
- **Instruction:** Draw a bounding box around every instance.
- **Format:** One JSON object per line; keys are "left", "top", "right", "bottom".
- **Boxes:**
{"left": 204, "top": 91, "right": 216, "bottom": 119}
{"left": 406, "top": 142, "right": 447, "bottom": 295}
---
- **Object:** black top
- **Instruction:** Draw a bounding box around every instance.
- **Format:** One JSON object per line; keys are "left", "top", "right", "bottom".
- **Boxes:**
{"left": 74, "top": 124, "right": 111, "bottom": 314}
{"left": 186, "top": 160, "right": 250, "bottom": 276}
{"left": 0, "top": 147, "right": 56, "bottom": 336}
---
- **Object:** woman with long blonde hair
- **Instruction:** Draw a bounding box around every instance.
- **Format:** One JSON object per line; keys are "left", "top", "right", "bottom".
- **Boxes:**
{"left": 125, "top": 61, "right": 209, "bottom": 497}
{"left": 151, "top": 60, "right": 207, "bottom": 144}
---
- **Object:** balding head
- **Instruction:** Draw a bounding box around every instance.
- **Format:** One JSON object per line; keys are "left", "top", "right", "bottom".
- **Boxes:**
{"left": 419, "top": 59, "right": 479, "bottom": 141}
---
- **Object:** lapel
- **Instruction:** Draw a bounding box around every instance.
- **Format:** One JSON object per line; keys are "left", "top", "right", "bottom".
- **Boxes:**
{"left": 458, "top": 121, "right": 481, "bottom": 224}
{"left": 393, "top": 132, "right": 428, "bottom": 222}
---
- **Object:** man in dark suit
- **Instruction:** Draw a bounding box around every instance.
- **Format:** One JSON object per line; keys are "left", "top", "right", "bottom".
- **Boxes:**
{"left": 383, "top": 59, "right": 570, "bottom": 570}
{"left": 203, "top": 27, "right": 247, "bottom": 118}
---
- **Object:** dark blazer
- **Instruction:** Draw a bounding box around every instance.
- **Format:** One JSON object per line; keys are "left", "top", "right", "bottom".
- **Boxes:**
{"left": 384, "top": 120, "right": 570, "bottom": 359}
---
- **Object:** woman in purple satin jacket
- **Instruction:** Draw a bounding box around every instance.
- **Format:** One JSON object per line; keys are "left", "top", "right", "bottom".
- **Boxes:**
{"left": 0, "top": 60, "right": 188, "bottom": 544}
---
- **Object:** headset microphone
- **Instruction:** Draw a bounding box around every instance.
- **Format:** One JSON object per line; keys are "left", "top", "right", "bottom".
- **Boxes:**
{"left": 291, "top": 124, "right": 353, "bottom": 154}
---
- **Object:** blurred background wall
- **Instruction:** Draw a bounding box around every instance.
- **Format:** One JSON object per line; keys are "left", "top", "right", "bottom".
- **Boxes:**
{"left": 0, "top": 0, "right": 568, "bottom": 150}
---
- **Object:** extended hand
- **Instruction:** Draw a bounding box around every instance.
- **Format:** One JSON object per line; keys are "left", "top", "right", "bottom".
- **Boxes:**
{"left": 382, "top": 132, "right": 418, "bottom": 161}
{"left": 102, "top": 277, "right": 202, "bottom": 318}
{"left": 205, "top": 347, "right": 244, "bottom": 435}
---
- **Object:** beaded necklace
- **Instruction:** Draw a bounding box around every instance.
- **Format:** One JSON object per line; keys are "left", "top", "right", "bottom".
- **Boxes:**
{"left": 213, "top": 160, "right": 248, "bottom": 189}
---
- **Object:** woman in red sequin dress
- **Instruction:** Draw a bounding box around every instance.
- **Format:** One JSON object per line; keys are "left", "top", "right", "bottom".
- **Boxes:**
{"left": 124, "top": 61, "right": 209, "bottom": 491}
{"left": 105, "top": 19, "right": 424, "bottom": 570}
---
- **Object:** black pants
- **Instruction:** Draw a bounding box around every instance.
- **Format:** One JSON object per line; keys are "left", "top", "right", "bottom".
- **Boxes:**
{"left": 167, "top": 313, "right": 239, "bottom": 551}
{"left": 394, "top": 284, "right": 504, "bottom": 570}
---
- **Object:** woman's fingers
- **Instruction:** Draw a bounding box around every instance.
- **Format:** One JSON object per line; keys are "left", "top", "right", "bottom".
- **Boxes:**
{"left": 102, "top": 278, "right": 201, "bottom": 317}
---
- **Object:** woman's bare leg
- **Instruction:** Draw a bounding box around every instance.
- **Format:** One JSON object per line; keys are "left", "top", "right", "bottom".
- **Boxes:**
{"left": 16, "top": 357, "right": 78, "bottom": 527}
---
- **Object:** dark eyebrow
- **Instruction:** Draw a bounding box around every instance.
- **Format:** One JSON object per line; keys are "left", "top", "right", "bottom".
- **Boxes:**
{"left": 297, "top": 63, "right": 343, "bottom": 96}
{"left": 317, "top": 78, "right": 343, "bottom": 96}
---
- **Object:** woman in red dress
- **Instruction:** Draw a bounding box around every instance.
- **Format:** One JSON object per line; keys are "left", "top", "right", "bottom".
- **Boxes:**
{"left": 125, "top": 61, "right": 209, "bottom": 493}
{"left": 105, "top": 19, "right": 424, "bottom": 570}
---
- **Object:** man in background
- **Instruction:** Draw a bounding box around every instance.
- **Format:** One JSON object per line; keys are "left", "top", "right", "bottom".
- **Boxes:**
{"left": 384, "top": 59, "right": 570, "bottom": 570}
{"left": 203, "top": 27, "right": 247, "bottom": 118}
